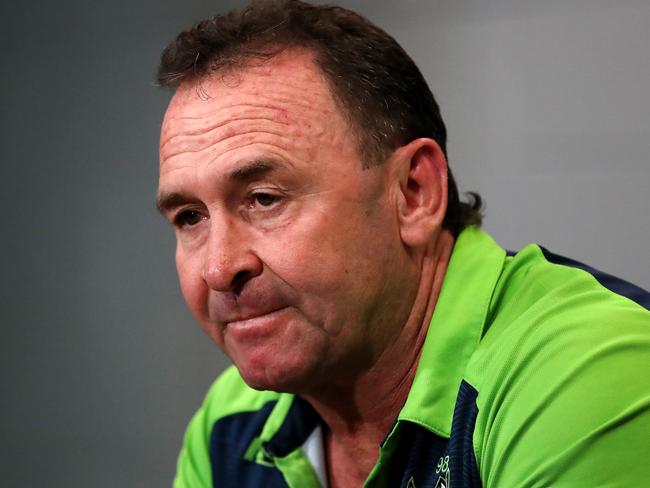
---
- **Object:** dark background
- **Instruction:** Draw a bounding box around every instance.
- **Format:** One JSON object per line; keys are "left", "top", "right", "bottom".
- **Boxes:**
{"left": 2, "top": 1, "right": 649, "bottom": 486}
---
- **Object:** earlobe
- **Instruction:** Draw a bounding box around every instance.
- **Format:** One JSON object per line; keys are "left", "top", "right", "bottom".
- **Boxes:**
{"left": 395, "top": 139, "right": 448, "bottom": 247}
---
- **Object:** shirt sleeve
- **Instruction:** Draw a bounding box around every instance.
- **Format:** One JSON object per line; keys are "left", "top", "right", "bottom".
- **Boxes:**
{"left": 473, "top": 304, "right": 650, "bottom": 487}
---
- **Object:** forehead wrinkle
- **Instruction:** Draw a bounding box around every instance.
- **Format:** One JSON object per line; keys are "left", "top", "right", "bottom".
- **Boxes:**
{"left": 158, "top": 160, "right": 200, "bottom": 186}
{"left": 162, "top": 101, "right": 292, "bottom": 131}
{"left": 166, "top": 80, "right": 333, "bottom": 126}
{"left": 166, "top": 95, "right": 331, "bottom": 122}
{"left": 162, "top": 62, "right": 342, "bottom": 132}
{"left": 160, "top": 115, "right": 292, "bottom": 159}
{"left": 161, "top": 104, "right": 290, "bottom": 149}
{"left": 163, "top": 85, "right": 338, "bottom": 132}
{"left": 161, "top": 114, "right": 333, "bottom": 169}
{"left": 160, "top": 95, "right": 334, "bottom": 164}
{"left": 203, "top": 140, "right": 300, "bottom": 173}
{"left": 161, "top": 99, "right": 331, "bottom": 148}
{"left": 161, "top": 128, "right": 303, "bottom": 166}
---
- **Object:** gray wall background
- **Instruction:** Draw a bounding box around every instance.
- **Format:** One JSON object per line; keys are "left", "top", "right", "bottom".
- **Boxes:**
{"left": 2, "top": 0, "right": 648, "bottom": 486}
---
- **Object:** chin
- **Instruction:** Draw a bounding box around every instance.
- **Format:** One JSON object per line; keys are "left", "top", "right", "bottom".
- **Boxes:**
{"left": 225, "top": 324, "right": 327, "bottom": 393}
{"left": 235, "top": 356, "right": 318, "bottom": 394}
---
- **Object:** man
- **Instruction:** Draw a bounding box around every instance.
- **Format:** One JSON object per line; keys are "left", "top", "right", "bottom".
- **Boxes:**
{"left": 156, "top": 1, "right": 650, "bottom": 486}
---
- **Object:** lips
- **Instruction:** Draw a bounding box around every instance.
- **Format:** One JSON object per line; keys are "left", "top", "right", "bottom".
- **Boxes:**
{"left": 207, "top": 286, "right": 292, "bottom": 328}
{"left": 222, "top": 306, "right": 293, "bottom": 344}
{"left": 225, "top": 306, "right": 288, "bottom": 326}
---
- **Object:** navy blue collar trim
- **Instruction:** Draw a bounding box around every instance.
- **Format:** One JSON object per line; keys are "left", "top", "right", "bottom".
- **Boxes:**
{"left": 263, "top": 396, "right": 321, "bottom": 457}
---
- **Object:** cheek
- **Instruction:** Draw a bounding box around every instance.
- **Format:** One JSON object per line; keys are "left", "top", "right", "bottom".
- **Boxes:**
{"left": 259, "top": 206, "right": 388, "bottom": 313}
{"left": 263, "top": 215, "right": 347, "bottom": 289}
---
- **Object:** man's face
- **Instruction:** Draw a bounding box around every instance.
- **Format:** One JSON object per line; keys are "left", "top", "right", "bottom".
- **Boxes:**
{"left": 158, "top": 51, "right": 415, "bottom": 393}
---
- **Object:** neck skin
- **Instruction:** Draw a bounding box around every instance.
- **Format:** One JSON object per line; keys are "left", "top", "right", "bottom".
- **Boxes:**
{"left": 302, "top": 229, "right": 456, "bottom": 487}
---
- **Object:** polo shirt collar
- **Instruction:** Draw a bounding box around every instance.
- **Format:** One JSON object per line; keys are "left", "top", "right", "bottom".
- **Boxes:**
{"left": 397, "top": 227, "right": 505, "bottom": 437}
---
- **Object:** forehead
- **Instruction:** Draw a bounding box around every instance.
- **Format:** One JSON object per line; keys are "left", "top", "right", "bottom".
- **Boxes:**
{"left": 159, "top": 49, "right": 352, "bottom": 167}
{"left": 168, "top": 49, "right": 332, "bottom": 110}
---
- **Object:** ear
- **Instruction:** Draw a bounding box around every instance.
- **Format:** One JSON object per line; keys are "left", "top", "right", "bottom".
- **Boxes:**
{"left": 393, "top": 138, "right": 448, "bottom": 248}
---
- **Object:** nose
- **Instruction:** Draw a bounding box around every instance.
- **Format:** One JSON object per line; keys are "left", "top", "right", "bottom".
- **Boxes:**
{"left": 201, "top": 218, "right": 263, "bottom": 294}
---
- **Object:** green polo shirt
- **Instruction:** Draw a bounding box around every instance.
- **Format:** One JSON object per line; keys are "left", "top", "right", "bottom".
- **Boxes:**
{"left": 174, "top": 228, "right": 650, "bottom": 487}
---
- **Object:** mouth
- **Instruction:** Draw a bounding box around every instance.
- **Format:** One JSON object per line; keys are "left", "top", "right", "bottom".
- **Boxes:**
{"left": 224, "top": 307, "right": 290, "bottom": 336}
{"left": 226, "top": 306, "right": 286, "bottom": 325}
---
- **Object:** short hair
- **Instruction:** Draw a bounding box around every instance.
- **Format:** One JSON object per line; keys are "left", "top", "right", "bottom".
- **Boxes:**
{"left": 157, "top": 0, "right": 482, "bottom": 236}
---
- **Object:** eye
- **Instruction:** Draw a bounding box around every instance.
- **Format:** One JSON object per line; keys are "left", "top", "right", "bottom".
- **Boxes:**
{"left": 173, "top": 209, "right": 204, "bottom": 228}
{"left": 250, "top": 192, "right": 282, "bottom": 209}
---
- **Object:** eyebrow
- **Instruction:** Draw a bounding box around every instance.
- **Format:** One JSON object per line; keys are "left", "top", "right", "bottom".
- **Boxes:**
{"left": 155, "top": 158, "right": 284, "bottom": 214}
{"left": 156, "top": 191, "right": 193, "bottom": 215}
{"left": 229, "top": 158, "right": 279, "bottom": 182}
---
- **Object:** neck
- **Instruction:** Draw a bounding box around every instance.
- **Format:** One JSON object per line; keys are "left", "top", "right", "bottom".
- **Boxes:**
{"left": 303, "top": 229, "right": 456, "bottom": 486}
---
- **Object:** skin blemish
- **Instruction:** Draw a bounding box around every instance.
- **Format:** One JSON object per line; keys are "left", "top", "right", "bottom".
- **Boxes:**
{"left": 278, "top": 108, "right": 290, "bottom": 124}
